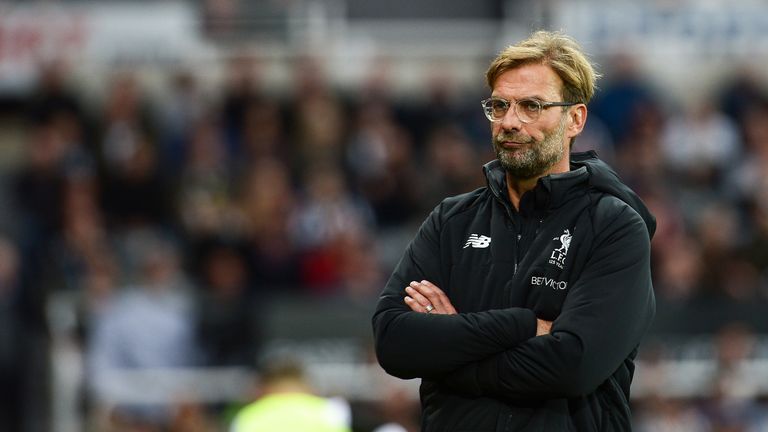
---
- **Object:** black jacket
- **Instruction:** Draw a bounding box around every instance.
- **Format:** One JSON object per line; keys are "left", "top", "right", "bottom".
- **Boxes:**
{"left": 373, "top": 151, "right": 656, "bottom": 431}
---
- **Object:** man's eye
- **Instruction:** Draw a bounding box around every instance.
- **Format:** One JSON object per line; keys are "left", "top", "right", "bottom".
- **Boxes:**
{"left": 491, "top": 100, "right": 508, "bottom": 111}
{"left": 519, "top": 100, "right": 541, "bottom": 112}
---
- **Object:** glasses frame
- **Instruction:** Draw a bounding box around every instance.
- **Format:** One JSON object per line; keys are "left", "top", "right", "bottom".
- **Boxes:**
{"left": 481, "top": 97, "right": 577, "bottom": 124}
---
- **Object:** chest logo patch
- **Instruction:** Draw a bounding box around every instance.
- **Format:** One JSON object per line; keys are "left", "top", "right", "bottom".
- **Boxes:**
{"left": 549, "top": 229, "right": 572, "bottom": 269}
{"left": 463, "top": 234, "right": 491, "bottom": 249}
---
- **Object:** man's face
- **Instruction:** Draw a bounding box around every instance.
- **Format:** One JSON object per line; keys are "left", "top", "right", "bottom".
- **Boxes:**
{"left": 490, "top": 63, "right": 571, "bottom": 179}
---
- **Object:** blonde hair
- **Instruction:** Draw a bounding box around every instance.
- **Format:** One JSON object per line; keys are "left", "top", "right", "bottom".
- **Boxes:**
{"left": 486, "top": 31, "right": 599, "bottom": 104}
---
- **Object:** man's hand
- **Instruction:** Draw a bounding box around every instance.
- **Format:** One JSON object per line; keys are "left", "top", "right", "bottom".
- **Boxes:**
{"left": 404, "top": 280, "right": 551, "bottom": 336}
{"left": 536, "top": 318, "right": 553, "bottom": 336}
{"left": 404, "top": 280, "right": 457, "bottom": 315}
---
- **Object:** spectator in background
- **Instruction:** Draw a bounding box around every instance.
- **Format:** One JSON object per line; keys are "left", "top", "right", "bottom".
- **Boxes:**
{"left": 355, "top": 55, "right": 397, "bottom": 114}
{"left": 660, "top": 101, "right": 742, "bottom": 195}
{"left": 40, "top": 167, "right": 119, "bottom": 375}
{"left": 239, "top": 158, "right": 301, "bottom": 291}
{"left": 569, "top": 115, "right": 615, "bottom": 165}
{"left": 77, "top": 258, "right": 119, "bottom": 336}
{"left": 156, "top": 69, "right": 208, "bottom": 174}
{"left": 653, "top": 234, "right": 703, "bottom": 301}
{"left": 27, "top": 58, "right": 89, "bottom": 150}
{"left": 100, "top": 135, "right": 172, "bottom": 230}
{"left": 98, "top": 72, "right": 156, "bottom": 177}
{"left": 291, "top": 163, "right": 375, "bottom": 294}
{"left": 14, "top": 117, "right": 75, "bottom": 244}
{"left": 641, "top": 185, "right": 687, "bottom": 260}
{"left": 727, "top": 103, "right": 768, "bottom": 293}
{"left": 695, "top": 202, "right": 756, "bottom": 300}
{"left": 420, "top": 124, "right": 484, "bottom": 212}
{"left": 220, "top": 55, "right": 266, "bottom": 161}
{"left": 176, "top": 114, "right": 236, "bottom": 240}
{"left": 195, "top": 240, "right": 260, "bottom": 367}
{"left": 702, "top": 323, "right": 768, "bottom": 431}
{"left": 230, "top": 358, "right": 351, "bottom": 432}
{"left": 728, "top": 101, "right": 768, "bottom": 211}
{"left": 589, "top": 53, "right": 659, "bottom": 147}
{"left": 635, "top": 396, "right": 711, "bottom": 432}
{"left": 370, "top": 384, "right": 420, "bottom": 432}
{"left": 239, "top": 98, "right": 290, "bottom": 167}
{"left": 345, "top": 103, "right": 421, "bottom": 227}
{"left": 336, "top": 229, "right": 384, "bottom": 300}
{"left": 97, "top": 72, "right": 173, "bottom": 229}
{"left": 44, "top": 173, "right": 114, "bottom": 293}
{"left": 719, "top": 66, "right": 768, "bottom": 127}
{"left": 288, "top": 56, "right": 348, "bottom": 173}
{"left": 86, "top": 233, "right": 200, "bottom": 427}
{"left": 612, "top": 102, "right": 666, "bottom": 193}
{"left": 400, "top": 62, "right": 477, "bottom": 147}
{"left": 17, "top": 62, "right": 95, "bottom": 251}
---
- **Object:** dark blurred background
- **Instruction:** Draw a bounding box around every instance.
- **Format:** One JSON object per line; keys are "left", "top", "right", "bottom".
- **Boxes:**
{"left": 2, "top": 0, "right": 768, "bottom": 431}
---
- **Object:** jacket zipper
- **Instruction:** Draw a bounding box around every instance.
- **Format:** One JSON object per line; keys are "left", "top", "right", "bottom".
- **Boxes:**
{"left": 492, "top": 185, "right": 522, "bottom": 276}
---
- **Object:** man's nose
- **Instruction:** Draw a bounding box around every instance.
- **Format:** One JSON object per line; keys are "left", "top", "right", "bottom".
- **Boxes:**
{"left": 499, "top": 107, "right": 523, "bottom": 131}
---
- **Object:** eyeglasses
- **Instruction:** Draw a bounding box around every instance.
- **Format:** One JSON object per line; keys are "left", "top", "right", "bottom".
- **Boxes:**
{"left": 481, "top": 97, "right": 577, "bottom": 124}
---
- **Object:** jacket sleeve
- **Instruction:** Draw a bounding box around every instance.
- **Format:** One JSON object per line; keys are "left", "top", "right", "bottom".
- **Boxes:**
{"left": 372, "top": 203, "right": 537, "bottom": 380}
{"left": 440, "top": 205, "right": 655, "bottom": 399}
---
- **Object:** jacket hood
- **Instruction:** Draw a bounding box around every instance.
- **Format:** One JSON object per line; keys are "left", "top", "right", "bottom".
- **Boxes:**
{"left": 571, "top": 150, "right": 657, "bottom": 239}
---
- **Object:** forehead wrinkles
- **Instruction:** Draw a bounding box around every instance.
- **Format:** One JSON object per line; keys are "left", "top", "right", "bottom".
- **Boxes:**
{"left": 492, "top": 65, "right": 563, "bottom": 100}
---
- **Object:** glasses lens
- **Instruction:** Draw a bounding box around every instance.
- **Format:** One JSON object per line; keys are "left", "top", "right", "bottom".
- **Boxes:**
{"left": 515, "top": 99, "right": 542, "bottom": 123}
{"left": 483, "top": 99, "right": 508, "bottom": 121}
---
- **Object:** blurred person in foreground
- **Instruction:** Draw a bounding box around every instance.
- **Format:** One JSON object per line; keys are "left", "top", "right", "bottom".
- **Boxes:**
{"left": 230, "top": 359, "right": 351, "bottom": 432}
{"left": 373, "top": 31, "right": 656, "bottom": 431}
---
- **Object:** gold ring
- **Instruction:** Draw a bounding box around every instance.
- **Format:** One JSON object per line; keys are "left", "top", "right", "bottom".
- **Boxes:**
{"left": 425, "top": 304, "right": 435, "bottom": 313}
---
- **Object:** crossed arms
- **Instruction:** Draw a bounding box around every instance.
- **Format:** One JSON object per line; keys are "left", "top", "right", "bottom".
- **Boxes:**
{"left": 372, "top": 206, "right": 655, "bottom": 400}
{"left": 403, "top": 279, "right": 553, "bottom": 336}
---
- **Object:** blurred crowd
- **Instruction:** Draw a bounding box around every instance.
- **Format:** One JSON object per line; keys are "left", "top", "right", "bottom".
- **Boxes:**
{"left": 1, "top": 50, "right": 768, "bottom": 431}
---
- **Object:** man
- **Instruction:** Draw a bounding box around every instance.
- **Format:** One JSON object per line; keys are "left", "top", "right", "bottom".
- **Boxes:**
{"left": 372, "top": 31, "right": 656, "bottom": 431}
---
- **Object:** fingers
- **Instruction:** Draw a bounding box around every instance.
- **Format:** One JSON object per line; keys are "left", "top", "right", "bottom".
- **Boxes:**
{"left": 404, "top": 296, "right": 425, "bottom": 313}
{"left": 416, "top": 280, "right": 458, "bottom": 314}
{"left": 405, "top": 282, "right": 434, "bottom": 312}
{"left": 404, "top": 280, "right": 457, "bottom": 315}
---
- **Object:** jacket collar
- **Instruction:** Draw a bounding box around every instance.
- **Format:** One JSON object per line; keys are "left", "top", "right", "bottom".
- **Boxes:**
{"left": 483, "top": 159, "right": 589, "bottom": 216}
{"left": 482, "top": 151, "right": 656, "bottom": 238}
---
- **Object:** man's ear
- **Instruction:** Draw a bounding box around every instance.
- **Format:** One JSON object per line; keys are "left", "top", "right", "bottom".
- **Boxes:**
{"left": 567, "top": 104, "right": 588, "bottom": 139}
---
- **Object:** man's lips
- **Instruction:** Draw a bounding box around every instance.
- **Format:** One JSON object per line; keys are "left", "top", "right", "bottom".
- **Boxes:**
{"left": 499, "top": 141, "right": 527, "bottom": 149}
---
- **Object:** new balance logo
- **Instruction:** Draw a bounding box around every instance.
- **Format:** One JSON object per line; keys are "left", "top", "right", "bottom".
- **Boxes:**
{"left": 463, "top": 234, "right": 491, "bottom": 249}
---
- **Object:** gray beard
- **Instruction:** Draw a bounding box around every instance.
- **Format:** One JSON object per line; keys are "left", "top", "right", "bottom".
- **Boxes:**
{"left": 493, "top": 116, "right": 568, "bottom": 180}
